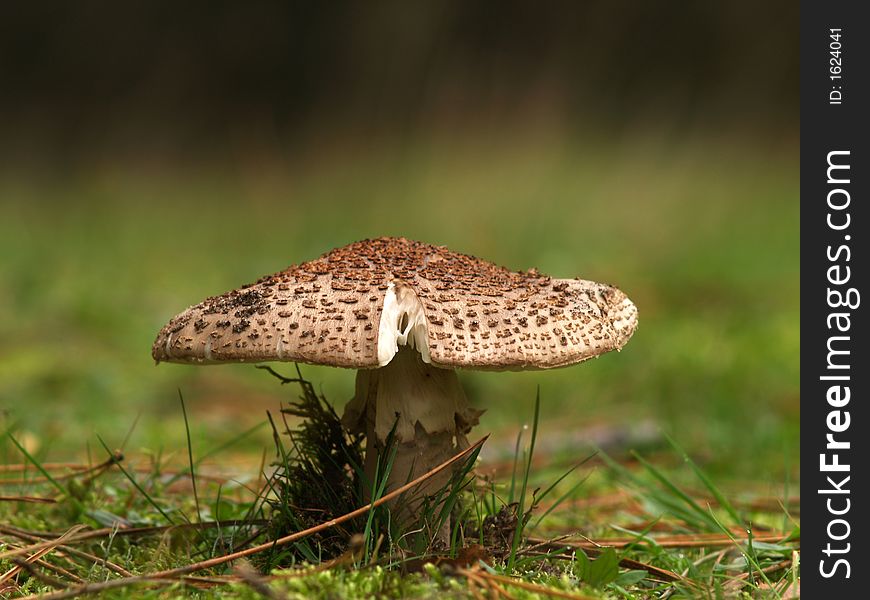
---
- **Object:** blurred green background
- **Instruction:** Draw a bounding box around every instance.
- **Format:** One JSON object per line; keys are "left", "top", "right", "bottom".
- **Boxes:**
{"left": 0, "top": 3, "right": 797, "bottom": 483}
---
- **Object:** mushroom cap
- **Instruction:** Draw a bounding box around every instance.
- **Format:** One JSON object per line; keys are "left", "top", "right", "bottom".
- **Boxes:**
{"left": 152, "top": 237, "right": 638, "bottom": 370}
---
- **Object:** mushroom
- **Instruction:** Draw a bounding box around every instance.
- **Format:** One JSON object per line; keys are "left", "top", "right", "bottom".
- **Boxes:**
{"left": 152, "top": 237, "right": 638, "bottom": 530}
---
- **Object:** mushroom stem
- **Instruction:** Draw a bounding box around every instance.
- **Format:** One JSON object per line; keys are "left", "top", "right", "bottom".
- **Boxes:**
{"left": 342, "top": 346, "right": 481, "bottom": 539}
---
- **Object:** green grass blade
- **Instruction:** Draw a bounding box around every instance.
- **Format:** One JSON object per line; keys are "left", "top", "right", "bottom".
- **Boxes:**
{"left": 179, "top": 390, "right": 201, "bottom": 523}
{"left": 96, "top": 434, "right": 178, "bottom": 526}
{"left": 508, "top": 387, "right": 540, "bottom": 570}
{"left": 508, "top": 428, "right": 523, "bottom": 505}
{"left": 665, "top": 433, "right": 742, "bottom": 527}
{"left": 707, "top": 509, "right": 775, "bottom": 590}
{"left": 7, "top": 432, "right": 68, "bottom": 499}
{"left": 532, "top": 453, "right": 595, "bottom": 528}
{"left": 630, "top": 450, "right": 720, "bottom": 531}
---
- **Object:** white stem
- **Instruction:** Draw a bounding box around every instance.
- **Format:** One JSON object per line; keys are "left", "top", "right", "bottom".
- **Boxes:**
{"left": 343, "top": 347, "right": 482, "bottom": 537}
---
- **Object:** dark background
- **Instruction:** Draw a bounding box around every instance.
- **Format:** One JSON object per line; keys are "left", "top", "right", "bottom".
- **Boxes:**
{"left": 2, "top": 2, "right": 797, "bottom": 169}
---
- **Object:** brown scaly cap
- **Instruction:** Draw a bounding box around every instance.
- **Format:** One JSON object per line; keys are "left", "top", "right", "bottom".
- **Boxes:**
{"left": 152, "top": 237, "right": 638, "bottom": 370}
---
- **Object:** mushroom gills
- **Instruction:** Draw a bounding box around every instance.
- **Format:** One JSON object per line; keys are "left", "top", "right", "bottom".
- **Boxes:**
{"left": 377, "top": 282, "right": 431, "bottom": 366}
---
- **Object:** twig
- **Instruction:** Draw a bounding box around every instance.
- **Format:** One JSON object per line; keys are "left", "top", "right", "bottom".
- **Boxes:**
{"left": 724, "top": 559, "right": 793, "bottom": 588}
{"left": 489, "top": 580, "right": 519, "bottom": 600}
{"left": 235, "top": 560, "right": 286, "bottom": 600}
{"left": 527, "top": 531, "right": 796, "bottom": 550}
{"left": 0, "top": 453, "right": 123, "bottom": 486}
{"left": 520, "top": 549, "right": 684, "bottom": 585}
{"left": 15, "top": 575, "right": 181, "bottom": 599}
{"left": 519, "top": 533, "right": 575, "bottom": 555}
{"left": 0, "top": 525, "right": 134, "bottom": 577}
{"left": 523, "top": 534, "right": 687, "bottom": 584}
{"left": 0, "top": 495, "right": 56, "bottom": 503}
{"left": 10, "top": 559, "right": 67, "bottom": 590}
{"left": 458, "top": 567, "right": 596, "bottom": 599}
{"left": 463, "top": 569, "right": 491, "bottom": 600}
{"left": 0, "top": 525, "right": 86, "bottom": 586}
{"left": 19, "top": 557, "right": 85, "bottom": 584}
{"left": 0, "top": 519, "right": 268, "bottom": 559}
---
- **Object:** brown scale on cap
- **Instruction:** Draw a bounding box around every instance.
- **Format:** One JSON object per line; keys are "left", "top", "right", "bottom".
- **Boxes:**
{"left": 152, "top": 237, "right": 637, "bottom": 370}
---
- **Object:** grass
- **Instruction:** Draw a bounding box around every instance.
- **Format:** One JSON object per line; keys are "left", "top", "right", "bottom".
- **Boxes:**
{"left": 0, "top": 374, "right": 799, "bottom": 598}
{"left": 0, "top": 131, "right": 798, "bottom": 596}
